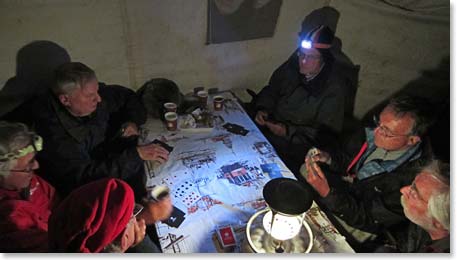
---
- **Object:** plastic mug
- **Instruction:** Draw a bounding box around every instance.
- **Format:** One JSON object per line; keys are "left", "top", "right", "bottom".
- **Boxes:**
{"left": 164, "top": 102, "right": 177, "bottom": 113}
{"left": 164, "top": 112, "right": 178, "bottom": 131}
{"left": 197, "top": 90, "right": 208, "bottom": 107}
{"left": 213, "top": 96, "right": 224, "bottom": 111}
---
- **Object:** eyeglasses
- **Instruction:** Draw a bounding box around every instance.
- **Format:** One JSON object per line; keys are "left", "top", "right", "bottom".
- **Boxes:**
{"left": 407, "top": 182, "right": 426, "bottom": 203}
{"left": 296, "top": 50, "right": 321, "bottom": 60}
{"left": 0, "top": 135, "right": 43, "bottom": 161}
{"left": 373, "top": 115, "right": 410, "bottom": 138}
{"left": 127, "top": 203, "right": 144, "bottom": 228}
{"left": 133, "top": 203, "right": 144, "bottom": 218}
{"left": 9, "top": 155, "right": 38, "bottom": 173}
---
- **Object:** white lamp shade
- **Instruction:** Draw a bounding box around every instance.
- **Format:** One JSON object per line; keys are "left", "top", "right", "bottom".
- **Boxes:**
{"left": 262, "top": 211, "right": 303, "bottom": 241}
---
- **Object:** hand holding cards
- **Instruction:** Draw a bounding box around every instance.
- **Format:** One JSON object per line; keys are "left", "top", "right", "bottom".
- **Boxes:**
{"left": 148, "top": 185, "right": 170, "bottom": 202}
{"left": 303, "top": 149, "right": 331, "bottom": 197}
{"left": 139, "top": 139, "right": 173, "bottom": 170}
{"left": 140, "top": 185, "right": 174, "bottom": 224}
{"left": 151, "top": 139, "right": 174, "bottom": 153}
{"left": 300, "top": 147, "right": 321, "bottom": 179}
{"left": 137, "top": 143, "right": 170, "bottom": 163}
{"left": 306, "top": 147, "right": 331, "bottom": 165}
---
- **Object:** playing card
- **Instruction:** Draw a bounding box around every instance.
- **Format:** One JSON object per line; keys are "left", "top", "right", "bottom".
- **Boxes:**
{"left": 222, "top": 123, "right": 249, "bottom": 136}
{"left": 163, "top": 174, "right": 180, "bottom": 186}
{"left": 307, "top": 147, "right": 320, "bottom": 158}
{"left": 162, "top": 170, "right": 191, "bottom": 186}
{"left": 181, "top": 191, "right": 201, "bottom": 207}
{"left": 172, "top": 181, "right": 195, "bottom": 198}
{"left": 162, "top": 205, "right": 186, "bottom": 228}
{"left": 171, "top": 180, "right": 201, "bottom": 207}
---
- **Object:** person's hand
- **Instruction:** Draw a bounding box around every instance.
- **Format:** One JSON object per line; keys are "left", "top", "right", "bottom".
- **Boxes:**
{"left": 122, "top": 122, "right": 139, "bottom": 137}
{"left": 306, "top": 147, "right": 331, "bottom": 165}
{"left": 131, "top": 218, "right": 146, "bottom": 248}
{"left": 265, "top": 121, "right": 287, "bottom": 137}
{"left": 304, "top": 157, "right": 330, "bottom": 197}
{"left": 137, "top": 143, "right": 169, "bottom": 163}
{"left": 140, "top": 196, "right": 173, "bottom": 225}
{"left": 255, "top": 110, "right": 269, "bottom": 126}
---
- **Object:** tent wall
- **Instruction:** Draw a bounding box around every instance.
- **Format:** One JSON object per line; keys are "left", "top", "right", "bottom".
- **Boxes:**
{"left": 0, "top": 0, "right": 449, "bottom": 118}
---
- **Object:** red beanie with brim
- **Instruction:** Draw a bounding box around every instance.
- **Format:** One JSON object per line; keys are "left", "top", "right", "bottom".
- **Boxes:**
{"left": 48, "top": 178, "right": 134, "bottom": 253}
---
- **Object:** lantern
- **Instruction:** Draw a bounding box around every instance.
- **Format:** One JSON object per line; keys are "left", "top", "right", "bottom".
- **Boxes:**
{"left": 245, "top": 178, "right": 314, "bottom": 253}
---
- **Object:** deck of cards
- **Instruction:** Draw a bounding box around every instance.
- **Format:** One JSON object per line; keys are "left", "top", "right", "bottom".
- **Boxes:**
{"left": 307, "top": 147, "right": 320, "bottom": 159}
{"left": 216, "top": 225, "right": 236, "bottom": 248}
{"left": 300, "top": 147, "right": 320, "bottom": 179}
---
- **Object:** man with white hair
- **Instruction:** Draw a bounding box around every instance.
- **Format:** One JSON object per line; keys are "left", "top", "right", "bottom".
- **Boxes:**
{"left": 398, "top": 160, "right": 450, "bottom": 252}
{"left": 31, "top": 62, "right": 170, "bottom": 198}
{"left": 0, "top": 121, "right": 59, "bottom": 252}
{"left": 0, "top": 121, "right": 171, "bottom": 253}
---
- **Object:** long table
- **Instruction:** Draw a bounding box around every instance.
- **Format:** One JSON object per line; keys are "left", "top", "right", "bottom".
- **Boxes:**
{"left": 140, "top": 91, "right": 354, "bottom": 253}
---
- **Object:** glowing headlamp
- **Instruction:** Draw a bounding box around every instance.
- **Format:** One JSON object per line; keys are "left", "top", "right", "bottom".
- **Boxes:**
{"left": 0, "top": 135, "right": 43, "bottom": 161}
{"left": 300, "top": 40, "right": 312, "bottom": 49}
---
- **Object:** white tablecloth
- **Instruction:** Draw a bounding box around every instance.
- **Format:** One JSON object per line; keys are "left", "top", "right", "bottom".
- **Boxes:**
{"left": 141, "top": 92, "right": 354, "bottom": 253}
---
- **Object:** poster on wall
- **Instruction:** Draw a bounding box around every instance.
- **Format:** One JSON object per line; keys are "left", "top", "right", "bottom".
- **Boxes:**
{"left": 207, "top": 0, "right": 283, "bottom": 44}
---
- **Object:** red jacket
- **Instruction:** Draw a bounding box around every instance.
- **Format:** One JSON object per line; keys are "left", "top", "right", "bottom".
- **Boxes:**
{"left": 0, "top": 174, "right": 58, "bottom": 252}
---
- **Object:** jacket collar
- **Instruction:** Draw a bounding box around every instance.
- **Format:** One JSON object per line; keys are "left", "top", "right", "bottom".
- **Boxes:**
{"left": 0, "top": 175, "right": 39, "bottom": 201}
{"left": 424, "top": 235, "right": 450, "bottom": 253}
{"left": 364, "top": 128, "right": 422, "bottom": 162}
{"left": 50, "top": 94, "right": 94, "bottom": 143}
{"left": 356, "top": 128, "right": 422, "bottom": 179}
{"left": 297, "top": 58, "right": 334, "bottom": 97}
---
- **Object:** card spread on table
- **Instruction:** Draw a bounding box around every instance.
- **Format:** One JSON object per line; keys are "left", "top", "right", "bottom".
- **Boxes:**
{"left": 163, "top": 174, "right": 180, "bottom": 186}
{"left": 172, "top": 181, "right": 201, "bottom": 207}
{"left": 181, "top": 192, "right": 201, "bottom": 207}
{"left": 172, "top": 181, "right": 194, "bottom": 197}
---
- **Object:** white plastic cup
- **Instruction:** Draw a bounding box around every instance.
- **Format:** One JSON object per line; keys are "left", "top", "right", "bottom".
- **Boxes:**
{"left": 164, "top": 112, "right": 178, "bottom": 131}
{"left": 164, "top": 102, "right": 177, "bottom": 112}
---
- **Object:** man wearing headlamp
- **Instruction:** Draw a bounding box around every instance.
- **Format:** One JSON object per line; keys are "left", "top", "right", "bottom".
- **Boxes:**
{"left": 0, "top": 121, "right": 59, "bottom": 252}
{"left": 253, "top": 25, "right": 345, "bottom": 174}
{"left": 0, "top": 121, "right": 172, "bottom": 252}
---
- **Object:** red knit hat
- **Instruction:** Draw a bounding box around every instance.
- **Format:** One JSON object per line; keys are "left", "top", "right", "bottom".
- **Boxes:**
{"left": 48, "top": 178, "right": 135, "bottom": 253}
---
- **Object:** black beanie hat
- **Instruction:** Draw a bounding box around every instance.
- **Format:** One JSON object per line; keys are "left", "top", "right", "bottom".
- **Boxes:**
{"left": 300, "top": 25, "right": 334, "bottom": 49}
